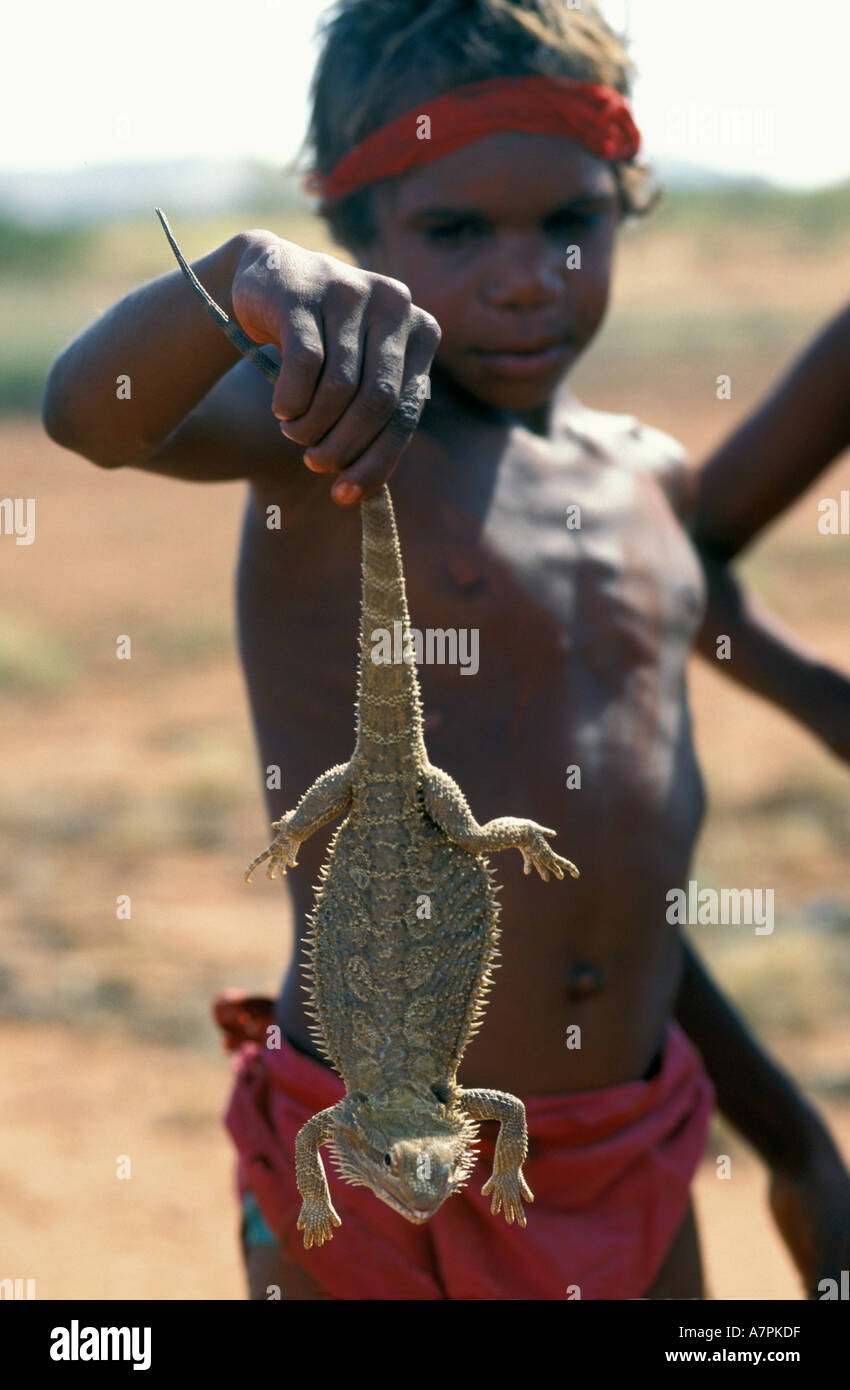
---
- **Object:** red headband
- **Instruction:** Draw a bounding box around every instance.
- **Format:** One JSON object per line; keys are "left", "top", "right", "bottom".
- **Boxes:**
{"left": 304, "top": 75, "right": 641, "bottom": 202}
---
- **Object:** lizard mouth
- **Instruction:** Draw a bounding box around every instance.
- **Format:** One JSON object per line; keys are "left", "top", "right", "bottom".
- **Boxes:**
{"left": 375, "top": 1189, "right": 445, "bottom": 1224}
{"left": 399, "top": 1206, "right": 438, "bottom": 1224}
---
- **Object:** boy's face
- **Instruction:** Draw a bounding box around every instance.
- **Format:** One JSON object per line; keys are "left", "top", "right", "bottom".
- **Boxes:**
{"left": 358, "top": 132, "right": 620, "bottom": 416}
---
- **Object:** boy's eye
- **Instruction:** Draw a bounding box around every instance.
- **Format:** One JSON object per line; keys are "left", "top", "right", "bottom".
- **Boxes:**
{"left": 547, "top": 209, "right": 599, "bottom": 231}
{"left": 423, "top": 219, "right": 484, "bottom": 243}
{"left": 423, "top": 211, "right": 602, "bottom": 244}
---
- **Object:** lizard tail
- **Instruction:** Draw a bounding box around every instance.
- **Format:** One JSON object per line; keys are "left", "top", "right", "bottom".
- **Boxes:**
{"left": 355, "top": 485, "right": 426, "bottom": 752}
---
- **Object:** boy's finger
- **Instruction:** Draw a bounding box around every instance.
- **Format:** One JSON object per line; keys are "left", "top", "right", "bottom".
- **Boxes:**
{"left": 317, "top": 308, "right": 439, "bottom": 489}
{"left": 275, "top": 294, "right": 368, "bottom": 451}
{"left": 328, "top": 316, "right": 439, "bottom": 502}
{"left": 300, "top": 283, "right": 415, "bottom": 473}
{"left": 272, "top": 306, "right": 326, "bottom": 421}
{"left": 328, "top": 375, "right": 431, "bottom": 504}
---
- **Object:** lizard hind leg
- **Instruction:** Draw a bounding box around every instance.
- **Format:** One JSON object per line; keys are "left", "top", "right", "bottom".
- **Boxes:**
{"left": 460, "top": 1088, "right": 534, "bottom": 1226}
{"left": 295, "top": 1104, "right": 345, "bottom": 1248}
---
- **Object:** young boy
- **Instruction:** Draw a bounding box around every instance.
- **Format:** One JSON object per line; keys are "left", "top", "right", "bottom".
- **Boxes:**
{"left": 42, "top": 0, "right": 850, "bottom": 1300}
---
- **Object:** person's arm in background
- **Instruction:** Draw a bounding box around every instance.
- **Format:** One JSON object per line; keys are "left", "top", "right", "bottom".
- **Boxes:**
{"left": 675, "top": 939, "right": 850, "bottom": 1298}
{"left": 695, "top": 299, "right": 850, "bottom": 559}
{"left": 677, "top": 303, "right": 850, "bottom": 1296}
{"left": 694, "top": 559, "right": 850, "bottom": 763}
{"left": 690, "top": 299, "right": 850, "bottom": 755}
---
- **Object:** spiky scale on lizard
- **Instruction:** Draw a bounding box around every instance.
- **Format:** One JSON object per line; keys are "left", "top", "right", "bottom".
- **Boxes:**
{"left": 156, "top": 209, "right": 579, "bottom": 1247}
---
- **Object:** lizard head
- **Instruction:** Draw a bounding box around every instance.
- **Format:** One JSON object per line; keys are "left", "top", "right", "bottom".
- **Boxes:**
{"left": 329, "top": 1086, "right": 478, "bottom": 1224}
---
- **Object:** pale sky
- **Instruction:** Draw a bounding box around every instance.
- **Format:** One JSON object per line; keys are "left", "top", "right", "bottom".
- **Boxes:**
{"left": 4, "top": 0, "right": 849, "bottom": 188}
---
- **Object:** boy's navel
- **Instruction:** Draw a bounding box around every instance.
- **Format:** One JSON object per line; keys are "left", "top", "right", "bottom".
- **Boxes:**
{"left": 565, "top": 962, "right": 606, "bottom": 1000}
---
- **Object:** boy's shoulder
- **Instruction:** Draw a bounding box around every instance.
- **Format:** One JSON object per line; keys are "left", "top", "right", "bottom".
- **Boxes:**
{"left": 558, "top": 392, "right": 697, "bottom": 523}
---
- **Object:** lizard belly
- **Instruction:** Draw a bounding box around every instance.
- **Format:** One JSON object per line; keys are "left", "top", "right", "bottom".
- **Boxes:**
{"left": 305, "top": 801, "right": 500, "bottom": 1093}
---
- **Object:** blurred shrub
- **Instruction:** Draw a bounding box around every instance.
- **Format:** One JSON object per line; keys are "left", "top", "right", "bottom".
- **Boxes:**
{"left": 0, "top": 619, "right": 79, "bottom": 696}
{"left": 651, "top": 180, "right": 850, "bottom": 250}
{"left": 0, "top": 214, "right": 93, "bottom": 275}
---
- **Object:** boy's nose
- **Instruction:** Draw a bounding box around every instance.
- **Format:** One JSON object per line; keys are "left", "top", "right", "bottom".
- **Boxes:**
{"left": 483, "top": 239, "right": 565, "bottom": 308}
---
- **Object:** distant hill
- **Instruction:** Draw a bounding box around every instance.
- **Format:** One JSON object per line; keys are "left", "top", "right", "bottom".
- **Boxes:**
{"left": 651, "top": 158, "right": 775, "bottom": 193}
{"left": 0, "top": 159, "right": 312, "bottom": 226}
{"left": 0, "top": 155, "right": 781, "bottom": 226}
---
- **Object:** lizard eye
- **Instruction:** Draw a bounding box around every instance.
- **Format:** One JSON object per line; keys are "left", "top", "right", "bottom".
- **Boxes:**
{"left": 384, "top": 1153, "right": 392, "bottom": 1166}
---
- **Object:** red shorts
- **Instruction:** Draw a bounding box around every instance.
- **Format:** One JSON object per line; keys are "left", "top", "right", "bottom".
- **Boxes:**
{"left": 216, "top": 995, "right": 714, "bottom": 1300}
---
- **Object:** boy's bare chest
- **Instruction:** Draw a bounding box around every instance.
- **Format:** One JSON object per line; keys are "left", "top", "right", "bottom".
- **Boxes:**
{"left": 243, "top": 410, "right": 706, "bottom": 762}
{"left": 392, "top": 422, "right": 706, "bottom": 687}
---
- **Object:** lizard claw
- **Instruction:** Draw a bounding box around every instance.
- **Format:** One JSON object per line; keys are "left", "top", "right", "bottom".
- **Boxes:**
{"left": 481, "top": 1168, "right": 534, "bottom": 1227}
{"left": 244, "top": 817, "right": 301, "bottom": 884}
{"left": 518, "top": 825, "right": 579, "bottom": 883}
{"left": 297, "top": 1198, "right": 342, "bottom": 1248}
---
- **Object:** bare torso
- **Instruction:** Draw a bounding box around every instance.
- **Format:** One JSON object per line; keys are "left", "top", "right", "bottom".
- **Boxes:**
{"left": 237, "top": 373, "right": 707, "bottom": 1094}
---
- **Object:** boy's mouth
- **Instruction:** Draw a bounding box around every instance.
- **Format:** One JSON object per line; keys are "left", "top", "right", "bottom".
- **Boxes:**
{"left": 470, "top": 338, "right": 573, "bottom": 378}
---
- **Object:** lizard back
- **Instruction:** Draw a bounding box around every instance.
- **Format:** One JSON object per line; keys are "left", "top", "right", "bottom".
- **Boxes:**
{"left": 302, "top": 487, "right": 502, "bottom": 1093}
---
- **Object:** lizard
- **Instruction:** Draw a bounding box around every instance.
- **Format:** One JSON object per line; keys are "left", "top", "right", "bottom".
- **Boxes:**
{"left": 155, "top": 209, "right": 580, "bottom": 1248}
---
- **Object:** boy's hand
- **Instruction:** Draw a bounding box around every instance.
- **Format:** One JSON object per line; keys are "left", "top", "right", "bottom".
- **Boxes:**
{"left": 769, "top": 1145, "right": 850, "bottom": 1298}
{"left": 231, "top": 234, "right": 441, "bottom": 503}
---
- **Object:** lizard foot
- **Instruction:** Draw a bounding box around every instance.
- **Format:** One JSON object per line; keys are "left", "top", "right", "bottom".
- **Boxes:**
{"left": 481, "top": 1168, "right": 535, "bottom": 1227}
{"left": 244, "top": 815, "right": 301, "bottom": 884}
{"left": 296, "top": 1198, "right": 342, "bottom": 1249}
{"left": 517, "top": 823, "right": 580, "bottom": 883}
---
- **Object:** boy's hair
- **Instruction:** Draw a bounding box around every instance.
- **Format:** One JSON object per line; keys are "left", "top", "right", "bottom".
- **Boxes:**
{"left": 303, "top": 0, "right": 659, "bottom": 251}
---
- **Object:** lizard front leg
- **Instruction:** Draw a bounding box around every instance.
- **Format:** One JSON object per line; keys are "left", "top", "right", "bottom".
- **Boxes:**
{"left": 421, "top": 764, "right": 579, "bottom": 882}
{"left": 460, "top": 1088, "right": 534, "bottom": 1226}
{"left": 295, "top": 1104, "right": 343, "bottom": 1248}
{"left": 245, "top": 762, "right": 353, "bottom": 882}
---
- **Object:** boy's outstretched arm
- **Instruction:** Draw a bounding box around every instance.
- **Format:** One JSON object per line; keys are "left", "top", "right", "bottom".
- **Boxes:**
{"left": 42, "top": 216, "right": 439, "bottom": 495}
{"left": 694, "top": 300, "right": 850, "bottom": 561}
{"left": 42, "top": 229, "right": 271, "bottom": 475}
{"left": 675, "top": 937, "right": 850, "bottom": 1298}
